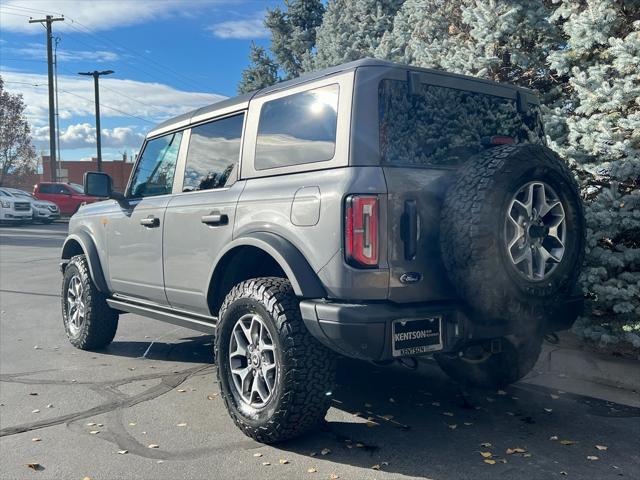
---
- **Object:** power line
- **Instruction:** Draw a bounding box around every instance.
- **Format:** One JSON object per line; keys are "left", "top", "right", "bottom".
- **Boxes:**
{"left": 4, "top": 81, "right": 154, "bottom": 124}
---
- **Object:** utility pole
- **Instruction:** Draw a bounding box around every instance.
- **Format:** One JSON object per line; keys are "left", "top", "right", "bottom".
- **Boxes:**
{"left": 78, "top": 70, "right": 114, "bottom": 172}
{"left": 29, "top": 15, "right": 64, "bottom": 182}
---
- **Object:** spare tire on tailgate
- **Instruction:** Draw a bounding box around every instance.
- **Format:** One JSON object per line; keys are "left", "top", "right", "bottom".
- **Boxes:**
{"left": 439, "top": 144, "right": 585, "bottom": 328}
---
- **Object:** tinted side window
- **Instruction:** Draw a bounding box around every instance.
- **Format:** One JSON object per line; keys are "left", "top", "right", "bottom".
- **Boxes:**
{"left": 129, "top": 131, "right": 182, "bottom": 198}
{"left": 379, "top": 79, "right": 544, "bottom": 167}
{"left": 255, "top": 84, "right": 339, "bottom": 170}
{"left": 39, "top": 184, "right": 54, "bottom": 194}
{"left": 183, "top": 114, "right": 244, "bottom": 192}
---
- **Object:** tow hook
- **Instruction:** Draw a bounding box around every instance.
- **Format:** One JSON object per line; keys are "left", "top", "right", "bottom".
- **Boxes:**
{"left": 397, "top": 357, "right": 418, "bottom": 370}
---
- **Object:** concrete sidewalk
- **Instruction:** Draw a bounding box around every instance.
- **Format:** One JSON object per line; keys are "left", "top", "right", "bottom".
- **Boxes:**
{"left": 534, "top": 332, "right": 639, "bottom": 394}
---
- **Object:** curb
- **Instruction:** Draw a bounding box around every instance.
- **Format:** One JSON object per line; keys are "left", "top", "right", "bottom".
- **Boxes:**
{"left": 535, "top": 339, "right": 640, "bottom": 393}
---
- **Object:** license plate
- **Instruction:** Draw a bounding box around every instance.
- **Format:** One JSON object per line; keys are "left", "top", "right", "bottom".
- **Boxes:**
{"left": 392, "top": 317, "right": 442, "bottom": 357}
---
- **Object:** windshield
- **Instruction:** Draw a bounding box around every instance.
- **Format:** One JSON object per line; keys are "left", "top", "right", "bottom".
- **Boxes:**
{"left": 378, "top": 79, "right": 545, "bottom": 167}
{"left": 68, "top": 183, "right": 84, "bottom": 194}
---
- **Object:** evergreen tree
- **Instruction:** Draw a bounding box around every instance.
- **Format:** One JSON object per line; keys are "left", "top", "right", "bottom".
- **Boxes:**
{"left": 549, "top": 0, "right": 640, "bottom": 347}
{"left": 308, "top": 0, "right": 404, "bottom": 71}
{"left": 266, "top": 0, "right": 325, "bottom": 79}
{"left": 238, "top": 43, "right": 280, "bottom": 94}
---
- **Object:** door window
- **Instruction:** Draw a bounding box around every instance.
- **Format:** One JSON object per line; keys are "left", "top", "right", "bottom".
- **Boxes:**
{"left": 129, "top": 131, "right": 182, "bottom": 198}
{"left": 183, "top": 113, "right": 244, "bottom": 192}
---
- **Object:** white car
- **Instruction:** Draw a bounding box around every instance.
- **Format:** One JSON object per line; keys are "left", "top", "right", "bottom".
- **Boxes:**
{"left": 0, "top": 188, "right": 33, "bottom": 223}
{"left": 2, "top": 188, "right": 60, "bottom": 224}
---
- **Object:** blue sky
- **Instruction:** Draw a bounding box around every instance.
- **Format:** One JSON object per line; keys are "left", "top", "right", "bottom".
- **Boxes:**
{"left": 0, "top": 0, "right": 282, "bottom": 161}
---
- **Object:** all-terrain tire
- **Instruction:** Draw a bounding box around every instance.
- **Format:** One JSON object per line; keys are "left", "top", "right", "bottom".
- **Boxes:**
{"left": 61, "top": 254, "right": 118, "bottom": 349}
{"left": 440, "top": 144, "right": 585, "bottom": 327}
{"left": 215, "top": 277, "right": 336, "bottom": 443}
{"left": 435, "top": 334, "right": 543, "bottom": 388}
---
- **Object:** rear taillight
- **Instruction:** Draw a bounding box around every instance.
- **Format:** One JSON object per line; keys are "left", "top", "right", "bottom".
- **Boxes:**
{"left": 345, "top": 195, "right": 379, "bottom": 268}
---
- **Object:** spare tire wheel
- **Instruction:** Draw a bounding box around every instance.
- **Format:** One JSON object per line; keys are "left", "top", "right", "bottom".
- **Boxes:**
{"left": 434, "top": 145, "right": 585, "bottom": 388}
{"left": 439, "top": 144, "right": 585, "bottom": 325}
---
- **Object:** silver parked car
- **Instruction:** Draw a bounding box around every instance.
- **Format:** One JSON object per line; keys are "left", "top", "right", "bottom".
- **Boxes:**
{"left": 60, "top": 59, "right": 585, "bottom": 443}
{"left": 0, "top": 188, "right": 32, "bottom": 223}
{"left": 3, "top": 188, "right": 60, "bottom": 224}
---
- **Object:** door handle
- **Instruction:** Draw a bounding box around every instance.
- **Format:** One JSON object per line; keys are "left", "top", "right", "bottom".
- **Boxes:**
{"left": 201, "top": 212, "right": 228, "bottom": 226}
{"left": 140, "top": 215, "right": 160, "bottom": 228}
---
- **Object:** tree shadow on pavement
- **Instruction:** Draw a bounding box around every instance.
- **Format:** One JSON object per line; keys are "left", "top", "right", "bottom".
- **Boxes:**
{"left": 276, "top": 357, "right": 640, "bottom": 480}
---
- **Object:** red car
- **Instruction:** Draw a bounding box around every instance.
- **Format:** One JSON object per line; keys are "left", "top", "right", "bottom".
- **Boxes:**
{"left": 33, "top": 182, "right": 100, "bottom": 216}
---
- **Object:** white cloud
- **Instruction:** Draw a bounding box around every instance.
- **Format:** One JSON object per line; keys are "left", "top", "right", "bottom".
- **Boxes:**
{"left": 208, "top": 17, "right": 268, "bottom": 39}
{"left": 4, "top": 42, "right": 119, "bottom": 63}
{"left": 32, "top": 123, "right": 145, "bottom": 150}
{"left": 0, "top": 0, "right": 231, "bottom": 34}
{"left": 1, "top": 70, "right": 226, "bottom": 127}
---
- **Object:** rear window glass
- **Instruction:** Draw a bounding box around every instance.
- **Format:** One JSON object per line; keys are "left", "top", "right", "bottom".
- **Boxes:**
{"left": 379, "top": 79, "right": 544, "bottom": 167}
{"left": 255, "top": 84, "right": 339, "bottom": 170}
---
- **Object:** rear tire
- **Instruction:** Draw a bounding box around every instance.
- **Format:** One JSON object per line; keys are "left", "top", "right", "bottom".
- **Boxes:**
{"left": 215, "top": 277, "right": 336, "bottom": 443}
{"left": 435, "top": 334, "right": 543, "bottom": 388}
{"left": 61, "top": 254, "right": 118, "bottom": 350}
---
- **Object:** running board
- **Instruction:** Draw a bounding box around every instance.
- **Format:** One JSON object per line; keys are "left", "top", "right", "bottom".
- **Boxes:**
{"left": 107, "top": 298, "right": 216, "bottom": 334}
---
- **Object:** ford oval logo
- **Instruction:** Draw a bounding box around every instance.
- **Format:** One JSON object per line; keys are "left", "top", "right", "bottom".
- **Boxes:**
{"left": 400, "top": 272, "right": 422, "bottom": 284}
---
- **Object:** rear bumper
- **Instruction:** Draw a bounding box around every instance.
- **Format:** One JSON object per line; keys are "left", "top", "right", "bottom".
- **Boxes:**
{"left": 300, "top": 297, "right": 583, "bottom": 361}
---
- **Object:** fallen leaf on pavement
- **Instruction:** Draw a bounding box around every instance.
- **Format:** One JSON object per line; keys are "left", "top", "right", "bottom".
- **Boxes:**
{"left": 46, "top": 404, "right": 53, "bottom": 408}
{"left": 329, "top": 474, "right": 339, "bottom": 479}
{"left": 148, "top": 444, "right": 159, "bottom": 449}
{"left": 28, "top": 393, "right": 38, "bottom": 396}
{"left": 321, "top": 448, "right": 331, "bottom": 455}
{"left": 97, "top": 424, "right": 104, "bottom": 427}
{"left": 464, "top": 422, "right": 473, "bottom": 426}
{"left": 262, "top": 462, "right": 271, "bottom": 466}
{"left": 448, "top": 424, "right": 457, "bottom": 430}
{"left": 32, "top": 409, "right": 40, "bottom": 413}
{"left": 443, "top": 412, "right": 454, "bottom": 417}
{"left": 544, "top": 408, "right": 553, "bottom": 413}
{"left": 480, "top": 452, "right": 493, "bottom": 458}
{"left": 128, "top": 422, "right": 136, "bottom": 426}
{"left": 31, "top": 438, "right": 41, "bottom": 442}
{"left": 253, "top": 453, "right": 263, "bottom": 457}
{"left": 307, "top": 468, "right": 317, "bottom": 473}
{"left": 176, "top": 423, "right": 187, "bottom": 427}
{"left": 33, "top": 345, "right": 41, "bottom": 350}
{"left": 26, "top": 463, "right": 43, "bottom": 471}
{"left": 549, "top": 436, "right": 558, "bottom": 441}
{"left": 560, "top": 440, "right": 576, "bottom": 445}
{"left": 506, "top": 447, "right": 527, "bottom": 455}
{"left": 595, "top": 445, "right": 608, "bottom": 451}
{"left": 279, "top": 459, "right": 289, "bottom": 464}
{"left": 372, "top": 465, "right": 381, "bottom": 470}
{"left": 480, "top": 443, "right": 492, "bottom": 448}
{"left": 117, "top": 450, "right": 128, "bottom": 455}
{"left": 89, "top": 431, "right": 100, "bottom": 435}
{"left": 177, "top": 389, "right": 186, "bottom": 393}
{"left": 587, "top": 456, "right": 599, "bottom": 461}
{"left": 86, "top": 422, "right": 96, "bottom": 426}
{"left": 560, "top": 471, "right": 567, "bottom": 476}
{"left": 207, "top": 394, "right": 217, "bottom": 400}
{"left": 356, "top": 443, "right": 364, "bottom": 448}
{"left": 484, "top": 459, "right": 496, "bottom": 465}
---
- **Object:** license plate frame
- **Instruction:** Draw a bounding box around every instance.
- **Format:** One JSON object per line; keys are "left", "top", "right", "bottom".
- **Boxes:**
{"left": 392, "top": 316, "right": 443, "bottom": 357}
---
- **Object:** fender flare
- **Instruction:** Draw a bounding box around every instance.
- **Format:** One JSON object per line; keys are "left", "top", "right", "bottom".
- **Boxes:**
{"left": 61, "top": 231, "right": 109, "bottom": 293}
{"left": 211, "top": 232, "right": 326, "bottom": 298}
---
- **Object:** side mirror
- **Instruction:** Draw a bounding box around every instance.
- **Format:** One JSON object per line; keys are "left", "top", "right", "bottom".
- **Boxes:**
{"left": 84, "top": 171, "right": 127, "bottom": 204}
{"left": 84, "top": 171, "right": 112, "bottom": 197}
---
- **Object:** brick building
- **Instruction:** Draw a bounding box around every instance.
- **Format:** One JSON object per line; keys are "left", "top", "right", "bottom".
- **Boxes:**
{"left": 41, "top": 155, "right": 134, "bottom": 192}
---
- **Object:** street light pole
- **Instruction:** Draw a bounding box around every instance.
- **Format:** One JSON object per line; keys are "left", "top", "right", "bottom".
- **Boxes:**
{"left": 78, "top": 70, "right": 114, "bottom": 172}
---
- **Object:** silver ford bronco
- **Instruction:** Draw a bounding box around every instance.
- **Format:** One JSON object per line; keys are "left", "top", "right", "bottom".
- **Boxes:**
{"left": 60, "top": 59, "right": 585, "bottom": 443}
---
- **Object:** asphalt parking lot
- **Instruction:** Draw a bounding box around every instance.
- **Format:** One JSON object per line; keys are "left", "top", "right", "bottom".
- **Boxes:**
{"left": 1, "top": 222, "right": 639, "bottom": 480}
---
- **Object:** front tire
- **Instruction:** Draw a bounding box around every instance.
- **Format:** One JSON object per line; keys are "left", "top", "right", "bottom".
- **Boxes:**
{"left": 61, "top": 254, "right": 118, "bottom": 350}
{"left": 215, "top": 277, "right": 335, "bottom": 443}
{"left": 435, "top": 334, "right": 543, "bottom": 388}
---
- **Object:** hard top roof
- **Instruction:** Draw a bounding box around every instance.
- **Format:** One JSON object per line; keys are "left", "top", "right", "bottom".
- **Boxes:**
{"left": 147, "top": 58, "right": 535, "bottom": 138}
